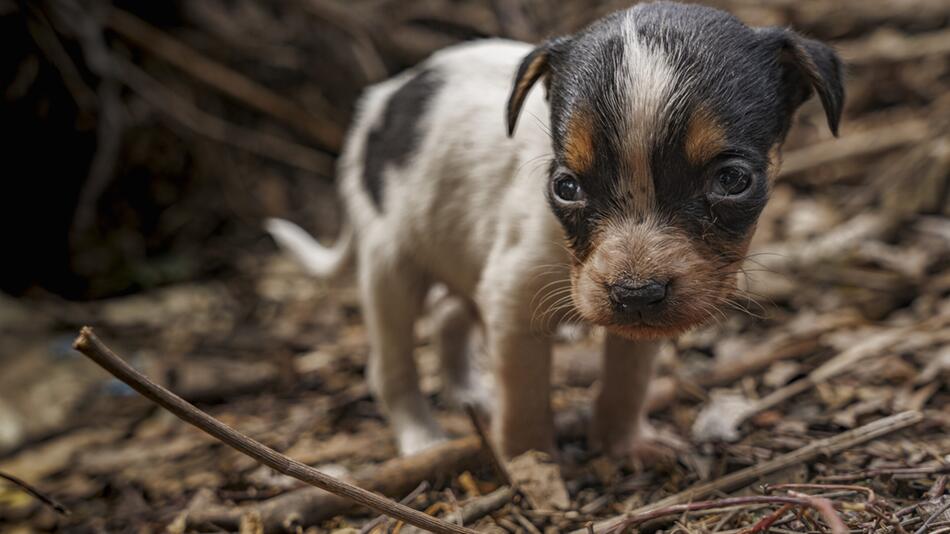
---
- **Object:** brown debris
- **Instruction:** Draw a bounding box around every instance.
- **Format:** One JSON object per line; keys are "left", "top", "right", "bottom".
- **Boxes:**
{"left": 2, "top": 0, "right": 949, "bottom": 533}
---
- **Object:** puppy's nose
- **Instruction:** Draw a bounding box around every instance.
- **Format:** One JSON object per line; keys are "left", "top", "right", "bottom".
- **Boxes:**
{"left": 609, "top": 279, "right": 667, "bottom": 312}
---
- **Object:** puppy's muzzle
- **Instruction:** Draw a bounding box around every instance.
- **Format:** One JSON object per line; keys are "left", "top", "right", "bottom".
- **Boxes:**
{"left": 608, "top": 278, "right": 668, "bottom": 317}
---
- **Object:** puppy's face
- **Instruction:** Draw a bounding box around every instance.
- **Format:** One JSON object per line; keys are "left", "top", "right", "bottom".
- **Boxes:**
{"left": 507, "top": 2, "right": 844, "bottom": 339}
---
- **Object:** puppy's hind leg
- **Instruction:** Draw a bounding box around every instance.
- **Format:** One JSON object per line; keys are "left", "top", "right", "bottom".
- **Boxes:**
{"left": 430, "top": 295, "right": 493, "bottom": 415}
{"left": 359, "top": 239, "right": 446, "bottom": 455}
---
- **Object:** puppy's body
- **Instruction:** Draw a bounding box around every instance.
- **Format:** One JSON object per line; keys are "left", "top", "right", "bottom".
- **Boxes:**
{"left": 340, "top": 40, "right": 575, "bottom": 455}
{"left": 269, "top": 2, "right": 843, "bottom": 459}
{"left": 342, "top": 40, "right": 560, "bottom": 303}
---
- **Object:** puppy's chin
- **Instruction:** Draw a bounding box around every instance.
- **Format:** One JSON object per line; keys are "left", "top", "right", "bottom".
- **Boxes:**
{"left": 602, "top": 320, "right": 705, "bottom": 341}
{"left": 570, "top": 271, "right": 734, "bottom": 340}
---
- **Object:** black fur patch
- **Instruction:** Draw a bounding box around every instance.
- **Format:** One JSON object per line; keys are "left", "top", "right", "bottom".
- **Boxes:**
{"left": 538, "top": 1, "right": 843, "bottom": 256}
{"left": 363, "top": 69, "right": 442, "bottom": 209}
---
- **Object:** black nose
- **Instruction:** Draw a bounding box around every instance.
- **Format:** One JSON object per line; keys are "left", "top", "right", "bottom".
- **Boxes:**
{"left": 609, "top": 279, "right": 667, "bottom": 313}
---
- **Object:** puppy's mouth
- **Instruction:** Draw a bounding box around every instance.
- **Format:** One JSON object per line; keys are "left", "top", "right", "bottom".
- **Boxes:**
{"left": 570, "top": 271, "right": 732, "bottom": 340}
{"left": 602, "top": 317, "right": 704, "bottom": 340}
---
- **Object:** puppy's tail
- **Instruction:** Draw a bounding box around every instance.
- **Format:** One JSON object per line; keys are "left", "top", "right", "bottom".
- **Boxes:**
{"left": 264, "top": 218, "right": 354, "bottom": 278}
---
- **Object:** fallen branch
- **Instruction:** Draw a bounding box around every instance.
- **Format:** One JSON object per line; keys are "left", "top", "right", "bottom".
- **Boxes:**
{"left": 191, "top": 402, "right": 582, "bottom": 530}
{"left": 72, "top": 327, "right": 476, "bottom": 534}
{"left": 578, "top": 410, "right": 923, "bottom": 534}
{"left": 190, "top": 435, "right": 484, "bottom": 531}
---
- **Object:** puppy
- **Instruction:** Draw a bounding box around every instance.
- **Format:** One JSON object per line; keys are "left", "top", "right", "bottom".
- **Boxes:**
{"left": 267, "top": 1, "right": 843, "bottom": 460}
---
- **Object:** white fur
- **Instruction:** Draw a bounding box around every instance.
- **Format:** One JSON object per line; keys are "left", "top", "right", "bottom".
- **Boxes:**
{"left": 270, "top": 39, "right": 659, "bottom": 458}
{"left": 617, "top": 12, "right": 682, "bottom": 213}
{"left": 264, "top": 218, "right": 353, "bottom": 277}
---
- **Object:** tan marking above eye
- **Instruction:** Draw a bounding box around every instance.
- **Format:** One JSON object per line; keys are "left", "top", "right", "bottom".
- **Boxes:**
{"left": 563, "top": 110, "right": 596, "bottom": 173}
{"left": 684, "top": 106, "right": 727, "bottom": 165}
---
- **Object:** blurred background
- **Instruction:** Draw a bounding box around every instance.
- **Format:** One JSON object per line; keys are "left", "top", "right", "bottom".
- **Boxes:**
{"left": 1, "top": 0, "right": 948, "bottom": 532}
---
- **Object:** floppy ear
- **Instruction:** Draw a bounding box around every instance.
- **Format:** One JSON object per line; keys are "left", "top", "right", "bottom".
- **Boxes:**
{"left": 769, "top": 29, "right": 845, "bottom": 136}
{"left": 506, "top": 39, "right": 564, "bottom": 137}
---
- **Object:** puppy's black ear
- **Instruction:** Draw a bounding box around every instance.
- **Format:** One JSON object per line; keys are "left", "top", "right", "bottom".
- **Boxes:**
{"left": 506, "top": 38, "right": 566, "bottom": 137}
{"left": 767, "top": 29, "right": 845, "bottom": 136}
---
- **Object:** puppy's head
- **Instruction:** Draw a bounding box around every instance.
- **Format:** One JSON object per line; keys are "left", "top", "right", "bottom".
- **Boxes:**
{"left": 507, "top": 2, "right": 844, "bottom": 339}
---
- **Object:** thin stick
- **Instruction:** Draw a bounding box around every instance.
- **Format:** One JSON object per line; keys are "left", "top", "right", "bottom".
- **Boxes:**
{"left": 819, "top": 464, "right": 950, "bottom": 482}
{"left": 0, "top": 471, "right": 70, "bottom": 516}
{"left": 72, "top": 327, "right": 476, "bottom": 534}
{"left": 740, "top": 504, "right": 793, "bottom": 534}
{"left": 605, "top": 495, "right": 847, "bottom": 534}
{"left": 765, "top": 483, "right": 876, "bottom": 503}
{"left": 915, "top": 498, "right": 950, "bottom": 534}
{"left": 359, "top": 481, "right": 429, "bottom": 534}
{"left": 577, "top": 410, "right": 923, "bottom": 534}
{"left": 464, "top": 404, "right": 512, "bottom": 487}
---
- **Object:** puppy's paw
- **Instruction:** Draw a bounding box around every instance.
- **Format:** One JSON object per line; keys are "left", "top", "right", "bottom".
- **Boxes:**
{"left": 496, "top": 423, "right": 557, "bottom": 460}
{"left": 591, "top": 420, "right": 686, "bottom": 470}
{"left": 396, "top": 423, "right": 449, "bottom": 456}
{"left": 442, "top": 374, "right": 495, "bottom": 416}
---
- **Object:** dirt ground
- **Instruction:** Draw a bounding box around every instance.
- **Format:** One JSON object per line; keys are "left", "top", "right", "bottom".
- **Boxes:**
{"left": 2, "top": 0, "right": 950, "bottom": 533}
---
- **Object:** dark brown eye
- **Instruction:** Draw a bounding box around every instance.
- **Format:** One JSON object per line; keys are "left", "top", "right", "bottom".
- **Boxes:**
{"left": 713, "top": 166, "right": 752, "bottom": 197}
{"left": 553, "top": 173, "right": 586, "bottom": 203}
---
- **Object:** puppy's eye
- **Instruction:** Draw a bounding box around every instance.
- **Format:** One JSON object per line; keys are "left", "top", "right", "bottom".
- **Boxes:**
{"left": 712, "top": 166, "right": 752, "bottom": 197}
{"left": 553, "top": 173, "right": 586, "bottom": 203}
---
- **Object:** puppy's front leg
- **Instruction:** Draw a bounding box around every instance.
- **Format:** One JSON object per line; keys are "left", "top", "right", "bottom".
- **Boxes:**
{"left": 591, "top": 334, "right": 660, "bottom": 462}
{"left": 492, "top": 329, "right": 555, "bottom": 458}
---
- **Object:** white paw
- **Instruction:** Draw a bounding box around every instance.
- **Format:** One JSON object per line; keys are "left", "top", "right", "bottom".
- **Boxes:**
{"left": 612, "top": 423, "right": 687, "bottom": 470}
{"left": 396, "top": 423, "right": 449, "bottom": 456}
{"left": 442, "top": 375, "right": 495, "bottom": 415}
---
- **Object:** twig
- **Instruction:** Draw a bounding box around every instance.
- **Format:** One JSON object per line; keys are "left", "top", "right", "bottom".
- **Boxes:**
{"left": 784, "top": 491, "right": 848, "bottom": 534}
{"left": 455, "top": 487, "right": 515, "bottom": 525}
{"left": 359, "top": 481, "right": 429, "bottom": 534}
{"left": 819, "top": 464, "right": 950, "bottom": 482}
{"left": 465, "top": 403, "right": 512, "bottom": 487}
{"left": 916, "top": 498, "right": 950, "bottom": 534}
{"left": 929, "top": 476, "right": 949, "bottom": 499}
{"left": 765, "top": 483, "right": 876, "bottom": 503}
{"left": 189, "top": 435, "right": 483, "bottom": 530}
{"left": 605, "top": 495, "right": 847, "bottom": 534}
{"left": 72, "top": 327, "right": 475, "bottom": 534}
{"left": 0, "top": 471, "right": 70, "bottom": 516}
{"left": 577, "top": 410, "right": 923, "bottom": 534}
{"left": 740, "top": 504, "right": 793, "bottom": 533}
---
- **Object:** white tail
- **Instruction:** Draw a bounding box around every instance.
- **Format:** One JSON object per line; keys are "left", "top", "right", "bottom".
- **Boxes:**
{"left": 264, "top": 218, "right": 354, "bottom": 278}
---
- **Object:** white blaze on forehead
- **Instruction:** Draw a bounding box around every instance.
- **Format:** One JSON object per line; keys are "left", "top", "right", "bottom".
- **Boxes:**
{"left": 617, "top": 13, "right": 683, "bottom": 215}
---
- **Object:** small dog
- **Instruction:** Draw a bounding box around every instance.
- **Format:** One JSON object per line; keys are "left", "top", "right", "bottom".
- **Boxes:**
{"left": 267, "top": 1, "right": 843, "bottom": 461}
